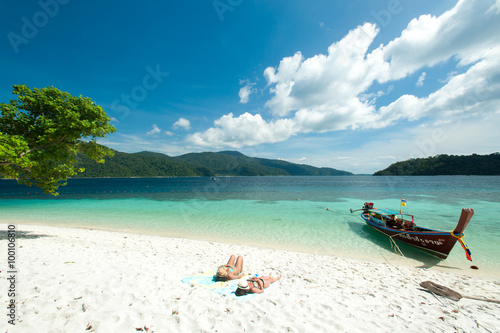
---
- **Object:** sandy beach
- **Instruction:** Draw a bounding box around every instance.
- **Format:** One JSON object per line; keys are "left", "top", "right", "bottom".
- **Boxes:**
{"left": 1, "top": 224, "right": 499, "bottom": 333}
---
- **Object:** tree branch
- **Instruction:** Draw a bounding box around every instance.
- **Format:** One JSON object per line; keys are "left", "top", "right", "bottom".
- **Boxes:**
{"left": 20, "top": 134, "right": 68, "bottom": 157}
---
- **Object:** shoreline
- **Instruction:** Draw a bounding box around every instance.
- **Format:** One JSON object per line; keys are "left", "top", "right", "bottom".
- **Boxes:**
{"left": 2, "top": 223, "right": 500, "bottom": 332}
{"left": 4, "top": 219, "right": 499, "bottom": 280}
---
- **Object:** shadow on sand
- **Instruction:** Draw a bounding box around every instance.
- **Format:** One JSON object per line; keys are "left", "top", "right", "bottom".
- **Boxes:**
{"left": 0, "top": 229, "right": 52, "bottom": 241}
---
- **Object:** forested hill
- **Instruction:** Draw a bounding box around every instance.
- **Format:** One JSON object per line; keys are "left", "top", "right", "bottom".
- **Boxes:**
{"left": 76, "top": 149, "right": 353, "bottom": 177}
{"left": 373, "top": 153, "right": 500, "bottom": 176}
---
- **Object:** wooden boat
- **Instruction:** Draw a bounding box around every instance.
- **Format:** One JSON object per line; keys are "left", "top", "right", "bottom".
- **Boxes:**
{"left": 351, "top": 202, "right": 474, "bottom": 260}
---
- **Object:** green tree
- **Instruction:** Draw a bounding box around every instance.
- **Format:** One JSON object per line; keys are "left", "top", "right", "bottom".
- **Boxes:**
{"left": 0, "top": 84, "right": 116, "bottom": 194}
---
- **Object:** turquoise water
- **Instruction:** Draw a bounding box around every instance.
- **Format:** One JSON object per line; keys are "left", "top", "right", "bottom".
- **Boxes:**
{"left": 1, "top": 176, "right": 499, "bottom": 274}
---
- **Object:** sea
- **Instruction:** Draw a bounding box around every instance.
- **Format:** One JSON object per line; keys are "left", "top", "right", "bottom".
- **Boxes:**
{"left": 1, "top": 176, "right": 500, "bottom": 276}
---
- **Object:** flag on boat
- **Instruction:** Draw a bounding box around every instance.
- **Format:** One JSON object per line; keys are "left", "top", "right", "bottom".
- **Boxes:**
{"left": 401, "top": 198, "right": 407, "bottom": 207}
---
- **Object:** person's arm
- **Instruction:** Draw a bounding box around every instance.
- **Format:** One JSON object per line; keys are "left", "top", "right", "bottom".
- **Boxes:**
{"left": 228, "top": 270, "right": 244, "bottom": 279}
{"left": 249, "top": 283, "right": 264, "bottom": 294}
{"left": 248, "top": 278, "right": 265, "bottom": 293}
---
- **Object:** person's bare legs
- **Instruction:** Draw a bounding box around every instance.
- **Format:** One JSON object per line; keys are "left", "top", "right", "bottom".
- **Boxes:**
{"left": 226, "top": 254, "right": 236, "bottom": 266}
{"left": 235, "top": 255, "right": 244, "bottom": 274}
{"left": 261, "top": 274, "right": 281, "bottom": 288}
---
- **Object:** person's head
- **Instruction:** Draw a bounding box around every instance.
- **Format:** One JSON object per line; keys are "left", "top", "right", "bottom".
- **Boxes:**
{"left": 235, "top": 280, "right": 249, "bottom": 296}
{"left": 216, "top": 267, "right": 228, "bottom": 280}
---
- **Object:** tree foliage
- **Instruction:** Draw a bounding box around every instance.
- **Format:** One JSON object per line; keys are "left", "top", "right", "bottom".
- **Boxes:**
{"left": 0, "top": 84, "right": 116, "bottom": 194}
{"left": 373, "top": 153, "right": 500, "bottom": 176}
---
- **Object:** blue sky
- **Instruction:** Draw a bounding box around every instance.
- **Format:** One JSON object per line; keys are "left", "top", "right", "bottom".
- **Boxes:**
{"left": 1, "top": 0, "right": 499, "bottom": 174}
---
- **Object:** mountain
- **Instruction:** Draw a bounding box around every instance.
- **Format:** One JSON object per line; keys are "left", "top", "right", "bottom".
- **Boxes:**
{"left": 373, "top": 153, "right": 500, "bottom": 176}
{"left": 76, "top": 150, "right": 198, "bottom": 177}
{"left": 76, "top": 149, "right": 353, "bottom": 177}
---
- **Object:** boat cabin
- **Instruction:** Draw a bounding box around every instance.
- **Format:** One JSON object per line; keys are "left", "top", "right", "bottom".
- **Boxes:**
{"left": 364, "top": 208, "right": 416, "bottom": 230}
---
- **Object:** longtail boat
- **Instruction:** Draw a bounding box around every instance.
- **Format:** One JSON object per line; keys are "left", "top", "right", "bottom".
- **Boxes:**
{"left": 350, "top": 202, "right": 473, "bottom": 260}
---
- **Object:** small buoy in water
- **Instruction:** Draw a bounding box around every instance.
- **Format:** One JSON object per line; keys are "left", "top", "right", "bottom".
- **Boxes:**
{"left": 296, "top": 198, "right": 299, "bottom": 201}
{"left": 470, "top": 265, "right": 479, "bottom": 270}
{"left": 327, "top": 208, "right": 330, "bottom": 211}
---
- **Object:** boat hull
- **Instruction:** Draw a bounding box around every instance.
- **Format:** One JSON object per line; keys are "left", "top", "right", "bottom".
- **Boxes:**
{"left": 361, "top": 213, "right": 458, "bottom": 259}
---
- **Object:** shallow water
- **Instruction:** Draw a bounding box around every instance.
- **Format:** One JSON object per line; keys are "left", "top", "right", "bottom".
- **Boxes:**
{"left": 1, "top": 176, "right": 499, "bottom": 275}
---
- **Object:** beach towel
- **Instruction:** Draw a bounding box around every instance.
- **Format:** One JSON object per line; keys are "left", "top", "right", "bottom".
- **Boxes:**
{"left": 181, "top": 270, "right": 257, "bottom": 300}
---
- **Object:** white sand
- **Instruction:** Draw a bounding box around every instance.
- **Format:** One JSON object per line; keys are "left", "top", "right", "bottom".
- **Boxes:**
{"left": 1, "top": 224, "right": 499, "bottom": 333}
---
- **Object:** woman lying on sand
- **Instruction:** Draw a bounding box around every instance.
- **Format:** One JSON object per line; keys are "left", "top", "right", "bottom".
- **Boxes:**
{"left": 235, "top": 274, "right": 281, "bottom": 296}
{"left": 216, "top": 254, "right": 244, "bottom": 281}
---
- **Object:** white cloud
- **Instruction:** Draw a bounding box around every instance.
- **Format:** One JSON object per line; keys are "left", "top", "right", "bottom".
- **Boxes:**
{"left": 264, "top": 22, "right": 389, "bottom": 121}
{"left": 239, "top": 86, "right": 251, "bottom": 104}
{"left": 187, "top": 112, "right": 295, "bottom": 148}
{"left": 147, "top": 125, "right": 178, "bottom": 137}
{"left": 416, "top": 72, "right": 426, "bottom": 87}
{"left": 359, "top": 85, "right": 394, "bottom": 106}
{"left": 239, "top": 80, "right": 255, "bottom": 104}
{"left": 147, "top": 124, "right": 161, "bottom": 136}
{"left": 440, "top": 71, "right": 458, "bottom": 84}
{"left": 188, "top": 0, "right": 500, "bottom": 150}
{"left": 382, "top": 0, "right": 500, "bottom": 77}
{"left": 379, "top": 46, "right": 500, "bottom": 127}
{"left": 173, "top": 117, "right": 191, "bottom": 130}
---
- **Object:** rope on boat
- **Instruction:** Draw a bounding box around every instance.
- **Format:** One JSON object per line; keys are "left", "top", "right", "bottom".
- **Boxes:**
{"left": 354, "top": 214, "right": 415, "bottom": 269}
{"left": 386, "top": 232, "right": 413, "bottom": 268}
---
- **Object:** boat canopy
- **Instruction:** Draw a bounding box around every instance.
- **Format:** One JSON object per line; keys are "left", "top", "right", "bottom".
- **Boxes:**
{"left": 370, "top": 208, "right": 400, "bottom": 216}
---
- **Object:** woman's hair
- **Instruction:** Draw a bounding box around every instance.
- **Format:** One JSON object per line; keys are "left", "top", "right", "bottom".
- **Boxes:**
{"left": 235, "top": 288, "right": 249, "bottom": 296}
{"left": 216, "top": 267, "right": 228, "bottom": 279}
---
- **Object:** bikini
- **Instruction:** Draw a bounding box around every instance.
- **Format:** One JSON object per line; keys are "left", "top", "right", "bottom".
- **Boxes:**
{"left": 250, "top": 278, "right": 265, "bottom": 290}
{"left": 218, "top": 265, "right": 236, "bottom": 273}
{"left": 216, "top": 265, "right": 237, "bottom": 281}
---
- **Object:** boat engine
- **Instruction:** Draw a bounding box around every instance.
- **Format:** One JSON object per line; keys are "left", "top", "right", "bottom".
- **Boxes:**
{"left": 363, "top": 202, "right": 374, "bottom": 211}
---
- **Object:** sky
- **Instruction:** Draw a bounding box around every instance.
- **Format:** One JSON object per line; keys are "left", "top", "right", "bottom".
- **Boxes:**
{"left": 1, "top": 0, "right": 499, "bottom": 174}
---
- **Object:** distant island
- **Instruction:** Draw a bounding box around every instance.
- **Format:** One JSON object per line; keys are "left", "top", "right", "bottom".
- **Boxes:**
{"left": 373, "top": 153, "right": 500, "bottom": 176}
{"left": 76, "top": 149, "right": 353, "bottom": 177}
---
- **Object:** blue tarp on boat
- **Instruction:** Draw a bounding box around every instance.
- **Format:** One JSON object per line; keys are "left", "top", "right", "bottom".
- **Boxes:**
{"left": 370, "top": 208, "right": 400, "bottom": 216}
